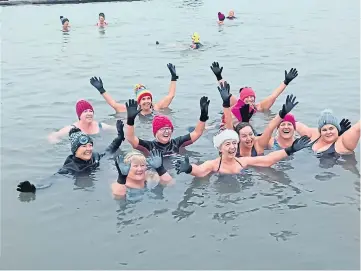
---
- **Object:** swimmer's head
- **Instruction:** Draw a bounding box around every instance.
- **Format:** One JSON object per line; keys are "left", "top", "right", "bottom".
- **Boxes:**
{"left": 60, "top": 16, "right": 69, "bottom": 26}
{"left": 228, "top": 10, "right": 235, "bottom": 17}
{"left": 156, "top": 41, "right": 159, "bottom": 45}
{"left": 76, "top": 99, "right": 94, "bottom": 123}
{"left": 235, "top": 122, "right": 256, "bottom": 149}
{"left": 99, "top": 12, "right": 105, "bottom": 22}
{"left": 213, "top": 129, "right": 239, "bottom": 157}
{"left": 192, "top": 32, "right": 200, "bottom": 43}
{"left": 278, "top": 113, "right": 296, "bottom": 139}
{"left": 318, "top": 109, "right": 340, "bottom": 143}
{"left": 218, "top": 12, "right": 225, "bottom": 21}
{"left": 239, "top": 87, "right": 256, "bottom": 107}
{"left": 69, "top": 127, "right": 93, "bottom": 160}
{"left": 124, "top": 150, "right": 147, "bottom": 181}
{"left": 134, "top": 84, "right": 153, "bottom": 110}
{"left": 153, "top": 115, "right": 174, "bottom": 144}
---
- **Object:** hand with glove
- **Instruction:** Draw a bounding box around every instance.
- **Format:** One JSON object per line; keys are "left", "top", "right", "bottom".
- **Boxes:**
{"left": 285, "top": 135, "right": 311, "bottom": 156}
{"left": 284, "top": 68, "right": 298, "bottom": 85}
{"left": 217, "top": 81, "right": 232, "bottom": 108}
{"left": 90, "top": 76, "right": 106, "bottom": 94}
{"left": 279, "top": 94, "right": 298, "bottom": 119}
{"left": 199, "top": 96, "right": 210, "bottom": 122}
{"left": 210, "top": 62, "right": 223, "bottom": 81}
{"left": 175, "top": 155, "right": 192, "bottom": 174}
{"left": 116, "top": 119, "right": 125, "bottom": 141}
{"left": 115, "top": 155, "right": 130, "bottom": 184}
{"left": 167, "top": 63, "right": 178, "bottom": 81}
{"left": 239, "top": 104, "right": 255, "bottom": 123}
{"left": 126, "top": 99, "right": 142, "bottom": 125}
{"left": 17, "top": 181, "right": 36, "bottom": 193}
{"left": 147, "top": 149, "right": 167, "bottom": 176}
{"left": 339, "top": 118, "right": 351, "bottom": 136}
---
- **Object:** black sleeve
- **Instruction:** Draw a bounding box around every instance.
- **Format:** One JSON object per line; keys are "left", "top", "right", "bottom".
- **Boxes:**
{"left": 174, "top": 133, "right": 192, "bottom": 148}
{"left": 137, "top": 138, "right": 154, "bottom": 154}
{"left": 33, "top": 171, "right": 72, "bottom": 190}
{"left": 105, "top": 135, "right": 124, "bottom": 155}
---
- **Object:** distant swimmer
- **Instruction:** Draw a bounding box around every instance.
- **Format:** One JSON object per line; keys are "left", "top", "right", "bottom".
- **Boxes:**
{"left": 190, "top": 32, "right": 202, "bottom": 49}
{"left": 217, "top": 12, "right": 225, "bottom": 25}
{"left": 156, "top": 41, "right": 159, "bottom": 45}
{"left": 227, "top": 10, "right": 236, "bottom": 19}
{"left": 60, "top": 16, "right": 70, "bottom": 32}
{"left": 97, "top": 12, "right": 108, "bottom": 27}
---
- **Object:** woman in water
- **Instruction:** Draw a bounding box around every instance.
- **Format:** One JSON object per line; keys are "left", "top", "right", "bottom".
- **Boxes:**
{"left": 175, "top": 129, "right": 311, "bottom": 177}
{"left": 217, "top": 12, "right": 225, "bottom": 25}
{"left": 17, "top": 121, "right": 125, "bottom": 194}
{"left": 126, "top": 96, "right": 210, "bottom": 155}
{"left": 210, "top": 61, "right": 298, "bottom": 122}
{"left": 89, "top": 63, "right": 178, "bottom": 116}
{"left": 111, "top": 149, "right": 173, "bottom": 199}
{"left": 190, "top": 32, "right": 202, "bottom": 49}
{"left": 97, "top": 12, "right": 108, "bottom": 27}
{"left": 227, "top": 10, "right": 236, "bottom": 19}
{"left": 60, "top": 16, "right": 70, "bottom": 32}
{"left": 296, "top": 109, "right": 360, "bottom": 156}
{"left": 48, "top": 99, "right": 115, "bottom": 143}
{"left": 219, "top": 82, "right": 299, "bottom": 157}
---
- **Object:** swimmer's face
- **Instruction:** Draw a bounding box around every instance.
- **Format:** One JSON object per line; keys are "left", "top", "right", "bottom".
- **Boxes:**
{"left": 155, "top": 127, "right": 173, "bottom": 144}
{"left": 278, "top": 122, "right": 295, "bottom": 139}
{"left": 229, "top": 10, "right": 234, "bottom": 17}
{"left": 220, "top": 139, "right": 238, "bottom": 157}
{"left": 239, "top": 126, "right": 255, "bottom": 148}
{"left": 139, "top": 96, "right": 152, "bottom": 110}
{"left": 75, "top": 143, "right": 93, "bottom": 161}
{"left": 63, "top": 21, "right": 69, "bottom": 28}
{"left": 320, "top": 124, "right": 338, "bottom": 143}
{"left": 80, "top": 109, "right": 94, "bottom": 123}
{"left": 128, "top": 160, "right": 147, "bottom": 181}
{"left": 99, "top": 16, "right": 105, "bottom": 22}
{"left": 243, "top": 96, "right": 255, "bottom": 107}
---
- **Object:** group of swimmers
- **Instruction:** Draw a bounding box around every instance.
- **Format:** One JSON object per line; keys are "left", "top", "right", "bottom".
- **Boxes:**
{"left": 16, "top": 59, "right": 361, "bottom": 199}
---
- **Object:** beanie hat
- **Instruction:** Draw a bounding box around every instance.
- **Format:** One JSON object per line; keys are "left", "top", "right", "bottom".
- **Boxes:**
{"left": 76, "top": 100, "right": 94, "bottom": 119}
{"left": 239, "top": 87, "right": 256, "bottom": 102}
{"left": 318, "top": 109, "right": 340, "bottom": 132}
{"left": 69, "top": 128, "right": 93, "bottom": 154}
{"left": 218, "top": 12, "right": 225, "bottom": 21}
{"left": 279, "top": 113, "right": 296, "bottom": 129}
{"left": 213, "top": 129, "right": 239, "bottom": 149}
{"left": 152, "top": 115, "right": 174, "bottom": 136}
{"left": 60, "top": 16, "right": 69, "bottom": 25}
{"left": 134, "top": 84, "right": 153, "bottom": 104}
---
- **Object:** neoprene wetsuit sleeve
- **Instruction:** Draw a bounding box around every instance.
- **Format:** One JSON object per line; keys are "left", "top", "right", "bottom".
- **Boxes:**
{"left": 137, "top": 139, "right": 154, "bottom": 154}
{"left": 105, "top": 135, "right": 124, "bottom": 155}
{"left": 175, "top": 133, "right": 192, "bottom": 148}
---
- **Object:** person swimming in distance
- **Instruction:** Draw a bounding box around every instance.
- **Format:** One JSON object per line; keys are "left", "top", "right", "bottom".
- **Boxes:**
{"left": 111, "top": 149, "right": 173, "bottom": 199}
{"left": 175, "top": 129, "right": 311, "bottom": 177}
{"left": 218, "top": 12, "right": 225, "bottom": 25}
{"left": 90, "top": 63, "right": 178, "bottom": 116}
{"left": 60, "top": 16, "right": 70, "bottom": 32}
{"left": 210, "top": 61, "right": 298, "bottom": 123}
{"left": 227, "top": 10, "right": 236, "bottom": 19}
{"left": 97, "top": 12, "right": 108, "bottom": 27}
{"left": 17, "top": 122, "right": 125, "bottom": 194}
{"left": 125, "top": 96, "right": 210, "bottom": 156}
{"left": 190, "top": 32, "right": 202, "bottom": 49}
{"left": 48, "top": 99, "right": 116, "bottom": 143}
{"left": 219, "top": 82, "right": 300, "bottom": 157}
{"left": 296, "top": 109, "right": 360, "bottom": 156}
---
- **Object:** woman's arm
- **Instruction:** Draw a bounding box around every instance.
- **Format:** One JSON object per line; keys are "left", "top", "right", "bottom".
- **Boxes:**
{"left": 339, "top": 120, "right": 360, "bottom": 152}
{"left": 154, "top": 63, "right": 178, "bottom": 110}
{"left": 175, "top": 156, "right": 215, "bottom": 178}
{"left": 48, "top": 125, "right": 73, "bottom": 143}
{"left": 111, "top": 183, "right": 126, "bottom": 199}
{"left": 296, "top": 121, "right": 319, "bottom": 139}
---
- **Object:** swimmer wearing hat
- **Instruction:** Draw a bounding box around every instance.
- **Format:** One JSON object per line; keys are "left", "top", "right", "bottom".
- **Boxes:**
{"left": 190, "top": 32, "right": 202, "bottom": 49}
{"left": 125, "top": 96, "right": 210, "bottom": 155}
{"left": 90, "top": 63, "right": 179, "bottom": 116}
{"left": 217, "top": 12, "right": 225, "bottom": 25}
{"left": 175, "top": 129, "right": 311, "bottom": 177}
{"left": 60, "top": 16, "right": 70, "bottom": 32}
{"left": 111, "top": 149, "right": 173, "bottom": 199}
{"left": 17, "top": 123, "right": 125, "bottom": 194}
{"left": 97, "top": 12, "right": 108, "bottom": 27}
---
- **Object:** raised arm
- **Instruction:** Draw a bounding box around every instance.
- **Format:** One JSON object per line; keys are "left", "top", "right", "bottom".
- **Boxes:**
{"left": 125, "top": 99, "right": 142, "bottom": 148}
{"left": 154, "top": 63, "right": 178, "bottom": 110}
{"left": 104, "top": 120, "right": 125, "bottom": 155}
{"left": 175, "top": 156, "right": 214, "bottom": 178}
{"left": 242, "top": 136, "right": 311, "bottom": 168}
{"left": 257, "top": 94, "right": 298, "bottom": 149}
{"left": 90, "top": 77, "right": 126, "bottom": 113}
{"left": 339, "top": 120, "right": 360, "bottom": 152}
{"left": 257, "top": 68, "right": 298, "bottom": 112}
{"left": 48, "top": 125, "right": 73, "bottom": 143}
{"left": 189, "top": 96, "right": 210, "bottom": 143}
{"left": 296, "top": 121, "right": 319, "bottom": 139}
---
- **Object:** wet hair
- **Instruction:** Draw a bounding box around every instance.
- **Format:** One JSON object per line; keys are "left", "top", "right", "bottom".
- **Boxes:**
{"left": 69, "top": 126, "right": 82, "bottom": 136}
{"left": 99, "top": 13, "right": 105, "bottom": 18}
{"left": 234, "top": 122, "right": 256, "bottom": 135}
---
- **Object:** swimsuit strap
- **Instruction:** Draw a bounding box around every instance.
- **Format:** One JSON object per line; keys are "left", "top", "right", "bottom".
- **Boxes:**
{"left": 216, "top": 155, "right": 223, "bottom": 172}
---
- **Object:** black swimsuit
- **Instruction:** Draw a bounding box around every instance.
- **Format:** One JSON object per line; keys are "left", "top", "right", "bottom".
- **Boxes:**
{"left": 216, "top": 156, "right": 245, "bottom": 173}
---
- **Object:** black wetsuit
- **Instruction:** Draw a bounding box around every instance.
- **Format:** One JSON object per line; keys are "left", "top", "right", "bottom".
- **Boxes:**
{"left": 136, "top": 134, "right": 192, "bottom": 156}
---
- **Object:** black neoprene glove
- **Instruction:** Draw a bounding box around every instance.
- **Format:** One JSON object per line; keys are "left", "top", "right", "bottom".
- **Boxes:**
{"left": 17, "top": 181, "right": 36, "bottom": 193}
{"left": 210, "top": 62, "right": 223, "bottom": 81}
{"left": 339, "top": 118, "right": 351, "bottom": 136}
{"left": 279, "top": 94, "right": 298, "bottom": 119}
{"left": 217, "top": 81, "right": 232, "bottom": 108}
{"left": 284, "top": 68, "right": 298, "bottom": 85}
{"left": 167, "top": 63, "right": 178, "bottom": 81}
{"left": 199, "top": 96, "right": 210, "bottom": 122}
{"left": 175, "top": 155, "right": 192, "bottom": 174}
{"left": 285, "top": 135, "right": 311, "bottom": 156}
{"left": 115, "top": 155, "right": 130, "bottom": 185}
{"left": 126, "top": 99, "right": 142, "bottom": 126}
{"left": 90, "top": 76, "right": 106, "bottom": 94}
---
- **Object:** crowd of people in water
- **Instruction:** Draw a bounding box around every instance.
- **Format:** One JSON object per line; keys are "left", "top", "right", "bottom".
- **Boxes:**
{"left": 16, "top": 10, "right": 360, "bottom": 201}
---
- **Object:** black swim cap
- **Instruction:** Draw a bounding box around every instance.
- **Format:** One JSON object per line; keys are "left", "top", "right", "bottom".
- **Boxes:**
{"left": 99, "top": 13, "right": 105, "bottom": 18}
{"left": 156, "top": 41, "right": 159, "bottom": 45}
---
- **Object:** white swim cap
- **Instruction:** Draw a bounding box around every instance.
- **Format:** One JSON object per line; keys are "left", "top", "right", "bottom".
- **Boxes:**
{"left": 213, "top": 129, "right": 239, "bottom": 149}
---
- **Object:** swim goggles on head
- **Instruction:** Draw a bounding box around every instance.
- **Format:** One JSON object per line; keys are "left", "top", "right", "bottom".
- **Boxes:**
{"left": 78, "top": 135, "right": 91, "bottom": 145}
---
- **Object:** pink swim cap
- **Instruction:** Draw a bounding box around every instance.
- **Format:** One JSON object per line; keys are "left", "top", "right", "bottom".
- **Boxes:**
{"left": 239, "top": 87, "right": 256, "bottom": 102}
{"left": 231, "top": 99, "right": 257, "bottom": 122}
{"left": 218, "top": 12, "right": 225, "bottom": 21}
{"left": 279, "top": 113, "right": 296, "bottom": 129}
